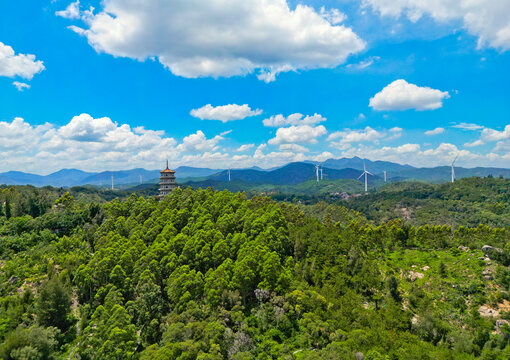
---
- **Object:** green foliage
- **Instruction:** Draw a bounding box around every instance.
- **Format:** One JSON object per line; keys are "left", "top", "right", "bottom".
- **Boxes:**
{"left": 0, "top": 185, "right": 509, "bottom": 358}
{"left": 36, "top": 275, "right": 73, "bottom": 333}
{"left": 345, "top": 177, "right": 510, "bottom": 228}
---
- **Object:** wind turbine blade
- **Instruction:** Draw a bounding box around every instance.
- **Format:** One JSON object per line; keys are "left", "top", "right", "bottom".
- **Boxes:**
{"left": 357, "top": 173, "right": 365, "bottom": 180}
{"left": 366, "top": 171, "right": 374, "bottom": 176}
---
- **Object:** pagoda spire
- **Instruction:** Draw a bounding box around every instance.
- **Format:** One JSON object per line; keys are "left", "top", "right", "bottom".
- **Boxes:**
{"left": 166, "top": 159, "right": 169, "bottom": 170}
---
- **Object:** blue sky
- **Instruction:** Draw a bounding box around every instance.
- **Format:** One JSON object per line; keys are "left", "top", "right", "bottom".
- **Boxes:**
{"left": 0, "top": 0, "right": 509, "bottom": 173}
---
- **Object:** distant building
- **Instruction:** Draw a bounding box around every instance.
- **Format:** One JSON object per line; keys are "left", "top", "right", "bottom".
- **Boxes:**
{"left": 159, "top": 160, "right": 176, "bottom": 197}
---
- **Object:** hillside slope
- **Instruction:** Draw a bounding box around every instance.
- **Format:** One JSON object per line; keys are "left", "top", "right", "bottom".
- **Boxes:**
{"left": 344, "top": 177, "right": 510, "bottom": 227}
{"left": 1, "top": 188, "right": 510, "bottom": 358}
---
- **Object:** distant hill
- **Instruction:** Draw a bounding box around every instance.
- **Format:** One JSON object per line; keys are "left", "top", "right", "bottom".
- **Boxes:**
{"left": 321, "top": 156, "right": 414, "bottom": 174}
{"left": 0, "top": 166, "right": 223, "bottom": 187}
{"left": 207, "top": 162, "right": 379, "bottom": 184}
{"left": 181, "top": 178, "right": 365, "bottom": 195}
{"left": 391, "top": 166, "right": 510, "bottom": 183}
{"left": 1, "top": 157, "right": 509, "bottom": 187}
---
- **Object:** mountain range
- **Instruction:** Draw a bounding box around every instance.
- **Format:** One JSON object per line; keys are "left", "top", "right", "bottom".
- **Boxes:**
{"left": 1, "top": 157, "right": 509, "bottom": 188}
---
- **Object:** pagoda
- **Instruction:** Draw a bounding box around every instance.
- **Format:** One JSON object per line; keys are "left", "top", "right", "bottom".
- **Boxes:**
{"left": 159, "top": 160, "right": 176, "bottom": 197}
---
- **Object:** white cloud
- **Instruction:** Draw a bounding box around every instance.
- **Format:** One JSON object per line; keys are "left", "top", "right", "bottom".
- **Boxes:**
{"left": 452, "top": 122, "right": 484, "bottom": 131}
{"left": 341, "top": 142, "right": 481, "bottom": 167}
{"left": 481, "top": 125, "right": 510, "bottom": 142}
{"left": 176, "top": 130, "right": 225, "bottom": 153}
{"left": 190, "top": 104, "right": 262, "bottom": 122}
{"left": 328, "top": 126, "right": 385, "bottom": 149}
{"left": 387, "top": 127, "right": 403, "bottom": 140}
{"left": 0, "top": 42, "right": 45, "bottom": 80}
{"left": 235, "top": 144, "right": 255, "bottom": 152}
{"left": 370, "top": 79, "right": 450, "bottom": 111}
{"left": 56, "top": 113, "right": 117, "bottom": 142}
{"left": 279, "top": 144, "right": 309, "bottom": 153}
{"left": 312, "top": 151, "right": 335, "bottom": 163}
{"left": 425, "top": 127, "right": 445, "bottom": 136}
{"left": 464, "top": 139, "right": 484, "bottom": 147}
{"left": 346, "top": 56, "right": 380, "bottom": 70}
{"left": 13, "top": 81, "right": 30, "bottom": 91}
{"left": 268, "top": 125, "right": 327, "bottom": 145}
{"left": 68, "top": 0, "right": 365, "bottom": 82}
{"left": 251, "top": 145, "right": 307, "bottom": 167}
{"left": 0, "top": 115, "right": 181, "bottom": 172}
{"left": 320, "top": 7, "right": 347, "bottom": 25}
{"left": 263, "top": 113, "right": 326, "bottom": 127}
{"left": 56, "top": 1, "right": 81, "bottom": 19}
{"left": 467, "top": 125, "right": 510, "bottom": 150}
{"left": 0, "top": 117, "right": 50, "bottom": 151}
{"left": 363, "top": 0, "right": 510, "bottom": 51}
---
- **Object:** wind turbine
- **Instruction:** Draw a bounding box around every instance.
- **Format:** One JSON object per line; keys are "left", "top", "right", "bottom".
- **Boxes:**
{"left": 384, "top": 170, "right": 387, "bottom": 183}
{"left": 320, "top": 165, "right": 323, "bottom": 180}
{"left": 227, "top": 168, "right": 231, "bottom": 182}
{"left": 315, "top": 164, "right": 320, "bottom": 182}
{"left": 111, "top": 174, "right": 114, "bottom": 190}
{"left": 358, "top": 159, "right": 373, "bottom": 192}
{"left": 451, "top": 154, "right": 458, "bottom": 183}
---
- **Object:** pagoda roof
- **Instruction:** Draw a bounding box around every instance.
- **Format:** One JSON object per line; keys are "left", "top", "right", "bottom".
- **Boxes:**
{"left": 161, "top": 160, "right": 175, "bottom": 173}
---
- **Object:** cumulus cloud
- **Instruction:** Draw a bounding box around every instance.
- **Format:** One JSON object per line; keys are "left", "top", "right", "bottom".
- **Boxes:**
{"left": 0, "top": 117, "right": 50, "bottom": 151}
{"left": 370, "top": 80, "right": 450, "bottom": 111}
{"left": 464, "top": 139, "right": 484, "bottom": 147}
{"left": 387, "top": 127, "right": 403, "bottom": 140}
{"left": 328, "top": 126, "right": 382, "bottom": 142}
{"left": 279, "top": 144, "right": 309, "bottom": 153}
{"left": 268, "top": 125, "right": 327, "bottom": 145}
{"left": 0, "top": 115, "right": 181, "bottom": 172}
{"left": 56, "top": 114, "right": 117, "bottom": 142}
{"left": 312, "top": 151, "right": 335, "bottom": 163}
{"left": 341, "top": 142, "right": 481, "bottom": 167}
{"left": 480, "top": 125, "right": 510, "bottom": 142}
{"left": 319, "top": 7, "right": 347, "bottom": 25}
{"left": 235, "top": 144, "right": 255, "bottom": 152}
{"left": 13, "top": 81, "right": 30, "bottom": 91}
{"left": 263, "top": 113, "right": 326, "bottom": 127}
{"left": 251, "top": 144, "right": 307, "bottom": 167}
{"left": 56, "top": 1, "right": 81, "bottom": 19}
{"left": 175, "top": 130, "right": 227, "bottom": 153}
{"left": 4, "top": 115, "right": 509, "bottom": 172}
{"left": 190, "top": 104, "right": 262, "bottom": 122}
{"left": 362, "top": 0, "right": 510, "bottom": 51}
{"left": 464, "top": 124, "right": 510, "bottom": 149}
{"left": 327, "top": 126, "right": 397, "bottom": 150}
{"left": 452, "top": 123, "right": 484, "bottom": 131}
{"left": 425, "top": 127, "right": 445, "bottom": 136}
{"left": 67, "top": 0, "right": 365, "bottom": 82}
{"left": 0, "top": 42, "right": 45, "bottom": 80}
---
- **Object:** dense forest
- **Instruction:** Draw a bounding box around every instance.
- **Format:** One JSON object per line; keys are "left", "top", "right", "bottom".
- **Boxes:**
{"left": 0, "top": 183, "right": 510, "bottom": 359}
{"left": 344, "top": 177, "right": 510, "bottom": 228}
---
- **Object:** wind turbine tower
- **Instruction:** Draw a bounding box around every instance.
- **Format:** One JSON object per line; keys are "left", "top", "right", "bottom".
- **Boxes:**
{"left": 320, "top": 166, "right": 323, "bottom": 180}
{"left": 228, "top": 168, "right": 231, "bottom": 182}
{"left": 384, "top": 171, "right": 387, "bottom": 183}
{"left": 111, "top": 174, "right": 114, "bottom": 190}
{"left": 358, "top": 159, "right": 373, "bottom": 192}
{"left": 451, "top": 154, "right": 458, "bottom": 183}
{"left": 315, "top": 164, "right": 320, "bottom": 182}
